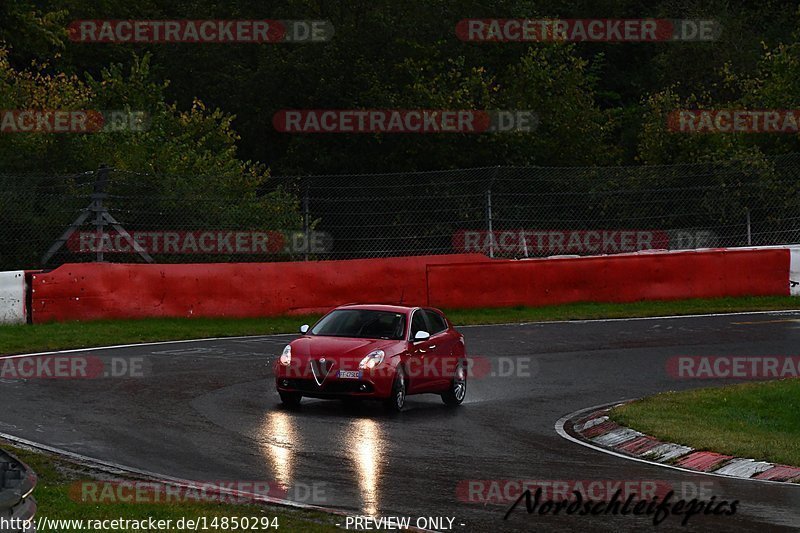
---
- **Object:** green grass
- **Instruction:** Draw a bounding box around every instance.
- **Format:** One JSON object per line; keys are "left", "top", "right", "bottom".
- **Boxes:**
{"left": 611, "top": 379, "right": 800, "bottom": 467}
{"left": 1, "top": 296, "right": 798, "bottom": 356}
{"left": 0, "top": 442, "right": 341, "bottom": 532}
{"left": 0, "top": 315, "right": 321, "bottom": 356}
{"left": 443, "top": 295, "right": 799, "bottom": 325}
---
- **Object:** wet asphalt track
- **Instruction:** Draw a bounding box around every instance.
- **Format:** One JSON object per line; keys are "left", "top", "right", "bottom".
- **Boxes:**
{"left": 3, "top": 312, "right": 800, "bottom": 532}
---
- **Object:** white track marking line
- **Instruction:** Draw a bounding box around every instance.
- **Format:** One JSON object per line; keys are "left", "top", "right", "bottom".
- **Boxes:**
{"left": 5, "top": 308, "right": 800, "bottom": 360}
{"left": 0, "top": 333, "right": 296, "bottom": 360}
{"left": 461, "top": 308, "right": 800, "bottom": 328}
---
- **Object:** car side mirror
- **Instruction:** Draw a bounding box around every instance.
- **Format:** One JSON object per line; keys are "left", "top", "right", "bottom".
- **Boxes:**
{"left": 414, "top": 330, "right": 430, "bottom": 341}
{"left": 300, "top": 324, "right": 309, "bottom": 334}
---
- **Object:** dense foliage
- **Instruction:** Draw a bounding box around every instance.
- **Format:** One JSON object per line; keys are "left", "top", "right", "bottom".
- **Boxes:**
{"left": 2, "top": 0, "right": 799, "bottom": 175}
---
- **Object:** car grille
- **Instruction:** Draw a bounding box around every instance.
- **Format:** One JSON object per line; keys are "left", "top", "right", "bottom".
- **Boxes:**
{"left": 282, "top": 379, "right": 374, "bottom": 394}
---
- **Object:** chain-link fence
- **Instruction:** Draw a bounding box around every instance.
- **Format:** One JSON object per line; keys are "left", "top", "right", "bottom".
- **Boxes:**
{"left": 3, "top": 154, "right": 800, "bottom": 271}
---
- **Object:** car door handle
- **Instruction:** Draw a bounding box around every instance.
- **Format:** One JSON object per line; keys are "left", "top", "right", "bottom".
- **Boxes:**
{"left": 428, "top": 345, "right": 436, "bottom": 350}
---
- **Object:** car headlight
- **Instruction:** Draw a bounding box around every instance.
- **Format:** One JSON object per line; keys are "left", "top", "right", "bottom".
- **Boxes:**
{"left": 279, "top": 345, "right": 292, "bottom": 366}
{"left": 359, "top": 349, "right": 385, "bottom": 370}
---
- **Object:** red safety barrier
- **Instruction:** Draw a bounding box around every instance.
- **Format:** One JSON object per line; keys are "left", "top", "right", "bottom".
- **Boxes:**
{"left": 30, "top": 254, "right": 485, "bottom": 323}
{"left": 426, "top": 248, "right": 790, "bottom": 309}
{"left": 29, "top": 248, "right": 792, "bottom": 323}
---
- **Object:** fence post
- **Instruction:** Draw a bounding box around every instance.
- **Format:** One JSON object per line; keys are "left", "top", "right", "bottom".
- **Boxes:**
{"left": 746, "top": 207, "right": 752, "bottom": 246}
{"left": 92, "top": 166, "right": 110, "bottom": 262}
{"left": 303, "top": 181, "right": 310, "bottom": 261}
{"left": 486, "top": 166, "right": 500, "bottom": 258}
{"left": 486, "top": 188, "right": 494, "bottom": 258}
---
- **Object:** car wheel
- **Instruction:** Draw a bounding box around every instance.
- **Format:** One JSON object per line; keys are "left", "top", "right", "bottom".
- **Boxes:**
{"left": 279, "top": 391, "right": 302, "bottom": 407}
{"left": 442, "top": 362, "right": 467, "bottom": 406}
{"left": 384, "top": 367, "right": 406, "bottom": 413}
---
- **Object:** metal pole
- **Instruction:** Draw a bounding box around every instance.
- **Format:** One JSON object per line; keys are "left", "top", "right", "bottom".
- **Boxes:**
{"left": 746, "top": 208, "right": 752, "bottom": 246}
{"left": 93, "top": 166, "right": 110, "bottom": 263}
{"left": 486, "top": 188, "right": 494, "bottom": 258}
{"left": 486, "top": 166, "right": 500, "bottom": 259}
{"left": 303, "top": 182, "right": 310, "bottom": 261}
{"left": 94, "top": 201, "right": 104, "bottom": 262}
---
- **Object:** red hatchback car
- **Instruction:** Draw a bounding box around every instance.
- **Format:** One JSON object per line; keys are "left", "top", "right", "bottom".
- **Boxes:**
{"left": 274, "top": 304, "right": 467, "bottom": 412}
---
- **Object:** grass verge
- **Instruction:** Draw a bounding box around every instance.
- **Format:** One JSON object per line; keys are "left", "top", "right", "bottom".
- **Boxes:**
{"left": 610, "top": 379, "right": 800, "bottom": 467}
{"left": 1, "top": 296, "right": 798, "bottom": 356}
{"left": 0, "top": 441, "right": 342, "bottom": 532}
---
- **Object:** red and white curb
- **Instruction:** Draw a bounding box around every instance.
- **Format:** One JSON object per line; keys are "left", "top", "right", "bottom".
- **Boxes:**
{"left": 557, "top": 402, "right": 800, "bottom": 485}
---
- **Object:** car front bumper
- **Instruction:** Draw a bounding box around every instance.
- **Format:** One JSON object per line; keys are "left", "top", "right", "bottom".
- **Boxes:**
{"left": 274, "top": 365, "right": 395, "bottom": 399}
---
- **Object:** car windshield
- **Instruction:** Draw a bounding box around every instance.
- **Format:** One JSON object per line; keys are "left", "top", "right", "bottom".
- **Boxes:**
{"left": 310, "top": 309, "right": 406, "bottom": 340}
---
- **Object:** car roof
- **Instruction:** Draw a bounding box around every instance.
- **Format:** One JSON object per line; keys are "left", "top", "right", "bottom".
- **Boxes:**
{"left": 336, "top": 303, "right": 417, "bottom": 313}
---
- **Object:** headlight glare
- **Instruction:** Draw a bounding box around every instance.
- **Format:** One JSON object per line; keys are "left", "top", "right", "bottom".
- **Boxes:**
{"left": 359, "top": 349, "right": 385, "bottom": 370}
{"left": 279, "top": 344, "right": 292, "bottom": 366}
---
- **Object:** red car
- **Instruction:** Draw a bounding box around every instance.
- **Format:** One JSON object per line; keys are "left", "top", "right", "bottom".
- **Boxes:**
{"left": 274, "top": 304, "right": 467, "bottom": 412}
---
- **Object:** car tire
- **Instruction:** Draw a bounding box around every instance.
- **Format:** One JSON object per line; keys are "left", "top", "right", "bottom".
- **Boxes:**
{"left": 442, "top": 362, "right": 467, "bottom": 406}
{"left": 279, "top": 391, "right": 302, "bottom": 407}
{"left": 384, "top": 367, "right": 407, "bottom": 413}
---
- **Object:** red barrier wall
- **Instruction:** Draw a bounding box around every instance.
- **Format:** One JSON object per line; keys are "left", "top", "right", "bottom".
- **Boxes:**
{"left": 30, "top": 254, "right": 485, "bottom": 323}
{"left": 30, "top": 248, "right": 792, "bottom": 323}
{"left": 426, "top": 248, "right": 790, "bottom": 309}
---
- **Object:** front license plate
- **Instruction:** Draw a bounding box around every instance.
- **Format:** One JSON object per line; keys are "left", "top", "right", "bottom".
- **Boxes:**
{"left": 337, "top": 370, "right": 361, "bottom": 379}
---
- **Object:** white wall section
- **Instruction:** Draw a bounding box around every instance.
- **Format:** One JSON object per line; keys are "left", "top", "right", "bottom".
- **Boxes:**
{"left": 790, "top": 246, "right": 800, "bottom": 296}
{"left": 0, "top": 271, "right": 25, "bottom": 324}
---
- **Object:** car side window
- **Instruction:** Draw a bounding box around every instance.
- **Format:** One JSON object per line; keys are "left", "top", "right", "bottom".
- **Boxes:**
{"left": 410, "top": 310, "right": 429, "bottom": 338}
{"left": 423, "top": 310, "right": 447, "bottom": 335}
